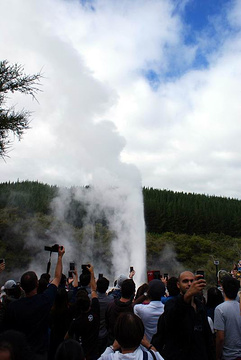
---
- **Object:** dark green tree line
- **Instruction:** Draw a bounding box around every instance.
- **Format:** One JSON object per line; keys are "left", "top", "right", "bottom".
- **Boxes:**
{"left": 143, "top": 187, "right": 241, "bottom": 237}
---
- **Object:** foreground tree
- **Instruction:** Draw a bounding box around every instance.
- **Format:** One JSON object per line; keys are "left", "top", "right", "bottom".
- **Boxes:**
{"left": 0, "top": 60, "right": 42, "bottom": 158}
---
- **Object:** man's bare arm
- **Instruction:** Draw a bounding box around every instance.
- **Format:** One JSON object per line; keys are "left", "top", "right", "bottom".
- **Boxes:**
{"left": 72, "top": 268, "right": 78, "bottom": 288}
{"left": 51, "top": 246, "right": 65, "bottom": 287}
{"left": 88, "top": 264, "right": 97, "bottom": 299}
{"left": 216, "top": 330, "right": 224, "bottom": 360}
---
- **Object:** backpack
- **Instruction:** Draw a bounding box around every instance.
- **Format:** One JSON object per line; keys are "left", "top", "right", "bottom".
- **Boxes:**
{"left": 142, "top": 349, "right": 157, "bottom": 360}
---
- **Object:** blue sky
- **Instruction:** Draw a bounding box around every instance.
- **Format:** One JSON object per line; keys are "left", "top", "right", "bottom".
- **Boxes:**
{"left": 183, "top": 0, "right": 229, "bottom": 31}
{"left": 145, "top": 0, "right": 236, "bottom": 86}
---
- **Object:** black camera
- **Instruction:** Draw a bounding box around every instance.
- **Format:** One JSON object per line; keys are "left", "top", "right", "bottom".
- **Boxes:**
{"left": 44, "top": 244, "right": 62, "bottom": 253}
{"left": 82, "top": 264, "right": 89, "bottom": 274}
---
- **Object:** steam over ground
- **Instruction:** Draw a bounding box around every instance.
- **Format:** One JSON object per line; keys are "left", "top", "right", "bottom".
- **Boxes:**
{"left": 50, "top": 179, "right": 146, "bottom": 285}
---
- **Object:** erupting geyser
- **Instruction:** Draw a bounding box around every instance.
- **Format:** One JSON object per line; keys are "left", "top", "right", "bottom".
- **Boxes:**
{"left": 51, "top": 167, "right": 147, "bottom": 286}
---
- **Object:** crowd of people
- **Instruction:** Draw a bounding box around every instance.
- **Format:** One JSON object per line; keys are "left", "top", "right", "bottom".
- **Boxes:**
{"left": 0, "top": 248, "right": 241, "bottom": 360}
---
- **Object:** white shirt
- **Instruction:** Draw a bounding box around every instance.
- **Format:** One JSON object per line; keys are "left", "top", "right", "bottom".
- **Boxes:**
{"left": 98, "top": 345, "right": 164, "bottom": 360}
{"left": 134, "top": 301, "right": 164, "bottom": 342}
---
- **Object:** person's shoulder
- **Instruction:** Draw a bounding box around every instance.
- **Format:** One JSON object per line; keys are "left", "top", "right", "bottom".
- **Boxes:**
{"left": 217, "top": 300, "right": 237, "bottom": 312}
{"left": 138, "top": 346, "right": 164, "bottom": 360}
{"left": 7, "top": 296, "right": 26, "bottom": 309}
{"left": 41, "top": 283, "right": 58, "bottom": 301}
{"left": 215, "top": 301, "right": 224, "bottom": 310}
{"left": 150, "top": 300, "right": 164, "bottom": 306}
{"left": 108, "top": 288, "right": 121, "bottom": 299}
{"left": 161, "top": 296, "right": 168, "bottom": 304}
{"left": 106, "top": 299, "right": 115, "bottom": 311}
{"left": 134, "top": 302, "right": 145, "bottom": 307}
{"left": 43, "top": 283, "right": 57, "bottom": 294}
{"left": 214, "top": 303, "right": 223, "bottom": 319}
{"left": 134, "top": 303, "right": 146, "bottom": 314}
{"left": 91, "top": 297, "right": 100, "bottom": 307}
{"left": 99, "top": 294, "right": 113, "bottom": 304}
{"left": 117, "top": 299, "right": 132, "bottom": 308}
{"left": 44, "top": 283, "right": 57, "bottom": 292}
{"left": 165, "top": 294, "right": 181, "bottom": 307}
{"left": 107, "top": 293, "right": 114, "bottom": 300}
{"left": 105, "top": 294, "right": 114, "bottom": 302}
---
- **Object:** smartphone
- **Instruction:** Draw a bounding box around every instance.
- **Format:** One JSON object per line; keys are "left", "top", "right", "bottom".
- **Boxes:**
{"left": 69, "top": 262, "right": 75, "bottom": 271}
{"left": 196, "top": 270, "right": 205, "bottom": 278}
{"left": 130, "top": 266, "right": 134, "bottom": 272}
{"left": 82, "top": 264, "right": 89, "bottom": 274}
{"left": 99, "top": 273, "right": 103, "bottom": 279}
{"left": 164, "top": 273, "right": 168, "bottom": 280}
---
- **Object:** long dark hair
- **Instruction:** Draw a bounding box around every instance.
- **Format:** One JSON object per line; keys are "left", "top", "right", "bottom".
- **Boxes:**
{"left": 55, "top": 339, "right": 85, "bottom": 360}
{"left": 115, "top": 312, "right": 144, "bottom": 350}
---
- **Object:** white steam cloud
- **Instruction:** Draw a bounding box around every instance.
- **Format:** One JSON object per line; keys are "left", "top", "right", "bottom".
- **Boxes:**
{"left": 51, "top": 171, "right": 146, "bottom": 284}
{"left": 0, "top": 0, "right": 147, "bottom": 284}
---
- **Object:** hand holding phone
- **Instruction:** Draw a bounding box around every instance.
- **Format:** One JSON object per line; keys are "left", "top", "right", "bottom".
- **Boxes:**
{"left": 196, "top": 270, "right": 205, "bottom": 278}
{"left": 70, "top": 262, "right": 75, "bottom": 271}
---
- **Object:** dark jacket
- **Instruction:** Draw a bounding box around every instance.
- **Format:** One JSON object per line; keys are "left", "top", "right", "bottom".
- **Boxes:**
{"left": 5, "top": 284, "right": 57, "bottom": 355}
{"left": 68, "top": 297, "right": 100, "bottom": 359}
{"left": 105, "top": 298, "right": 133, "bottom": 344}
{"left": 152, "top": 294, "right": 215, "bottom": 360}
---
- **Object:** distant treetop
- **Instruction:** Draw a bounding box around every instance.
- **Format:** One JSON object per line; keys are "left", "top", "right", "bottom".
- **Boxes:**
{"left": 0, "top": 60, "right": 42, "bottom": 158}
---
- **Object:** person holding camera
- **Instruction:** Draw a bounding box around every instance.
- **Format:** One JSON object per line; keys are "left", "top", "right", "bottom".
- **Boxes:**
{"left": 99, "top": 312, "right": 164, "bottom": 360}
{"left": 97, "top": 276, "right": 113, "bottom": 356}
{"left": 152, "top": 271, "right": 215, "bottom": 360}
{"left": 106, "top": 279, "right": 135, "bottom": 346}
{"left": 134, "top": 279, "right": 165, "bottom": 342}
{"left": 4, "top": 245, "right": 65, "bottom": 360}
{"left": 65, "top": 263, "right": 100, "bottom": 360}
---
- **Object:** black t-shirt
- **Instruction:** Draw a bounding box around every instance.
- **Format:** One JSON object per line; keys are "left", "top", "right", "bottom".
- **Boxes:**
{"left": 6, "top": 284, "right": 57, "bottom": 354}
{"left": 190, "top": 304, "right": 209, "bottom": 360}
{"left": 68, "top": 297, "right": 100, "bottom": 358}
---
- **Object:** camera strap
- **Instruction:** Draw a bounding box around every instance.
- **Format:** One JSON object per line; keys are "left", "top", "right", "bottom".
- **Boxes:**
{"left": 46, "top": 251, "right": 52, "bottom": 274}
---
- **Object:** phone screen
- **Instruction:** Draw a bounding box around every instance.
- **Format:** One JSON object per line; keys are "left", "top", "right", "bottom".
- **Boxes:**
{"left": 196, "top": 270, "right": 205, "bottom": 278}
{"left": 69, "top": 262, "right": 75, "bottom": 271}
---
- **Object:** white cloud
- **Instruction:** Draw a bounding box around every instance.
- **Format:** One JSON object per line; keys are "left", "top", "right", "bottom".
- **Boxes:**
{"left": 0, "top": 0, "right": 241, "bottom": 201}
